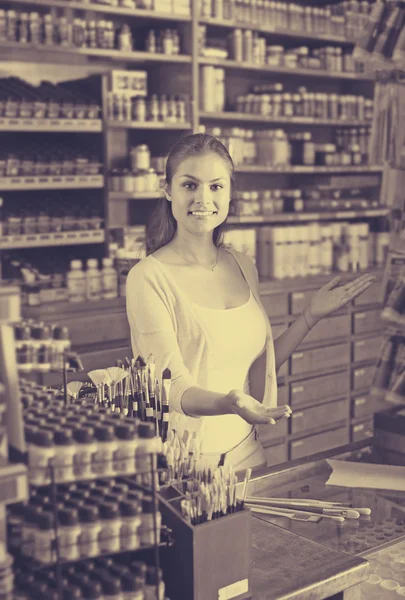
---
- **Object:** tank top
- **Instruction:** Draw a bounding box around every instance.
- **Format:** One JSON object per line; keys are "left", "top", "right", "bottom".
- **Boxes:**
{"left": 192, "top": 289, "right": 267, "bottom": 454}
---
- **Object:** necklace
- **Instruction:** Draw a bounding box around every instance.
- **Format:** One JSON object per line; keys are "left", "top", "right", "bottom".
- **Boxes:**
{"left": 172, "top": 247, "right": 220, "bottom": 271}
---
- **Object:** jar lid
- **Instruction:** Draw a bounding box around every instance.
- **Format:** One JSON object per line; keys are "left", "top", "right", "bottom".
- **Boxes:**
{"left": 52, "top": 325, "right": 70, "bottom": 340}
{"left": 132, "top": 144, "right": 149, "bottom": 152}
{"left": 142, "top": 496, "right": 154, "bottom": 514}
{"left": 146, "top": 566, "right": 163, "bottom": 586}
{"left": 267, "top": 45, "right": 284, "bottom": 52}
{"left": 73, "top": 427, "right": 95, "bottom": 444}
{"left": 79, "top": 505, "right": 99, "bottom": 523}
{"left": 120, "top": 500, "right": 141, "bottom": 517}
{"left": 131, "top": 560, "right": 148, "bottom": 578}
{"left": 57, "top": 508, "right": 79, "bottom": 527}
{"left": 94, "top": 425, "right": 115, "bottom": 442}
{"left": 37, "top": 512, "right": 54, "bottom": 530}
{"left": 54, "top": 429, "right": 73, "bottom": 445}
{"left": 121, "top": 574, "right": 143, "bottom": 593}
{"left": 138, "top": 422, "right": 155, "bottom": 439}
{"left": 33, "top": 430, "right": 54, "bottom": 447}
{"left": 80, "top": 581, "right": 102, "bottom": 600}
{"left": 62, "top": 586, "right": 82, "bottom": 600}
{"left": 100, "top": 578, "right": 121, "bottom": 596}
{"left": 99, "top": 502, "right": 119, "bottom": 519}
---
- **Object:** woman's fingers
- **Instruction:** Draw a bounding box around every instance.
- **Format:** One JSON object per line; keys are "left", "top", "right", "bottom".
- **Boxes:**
{"left": 323, "top": 276, "right": 344, "bottom": 291}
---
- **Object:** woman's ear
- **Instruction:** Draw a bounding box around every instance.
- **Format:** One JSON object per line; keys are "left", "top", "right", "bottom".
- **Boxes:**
{"left": 164, "top": 184, "right": 172, "bottom": 202}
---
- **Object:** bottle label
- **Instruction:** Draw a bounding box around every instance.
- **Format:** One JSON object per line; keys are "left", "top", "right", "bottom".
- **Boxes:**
{"left": 87, "top": 273, "right": 102, "bottom": 300}
{"left": 102, "top": 272, "right": 118, "bottom": 299}
{"left": 68, "top": 277, "right": 85, "bottom": 302}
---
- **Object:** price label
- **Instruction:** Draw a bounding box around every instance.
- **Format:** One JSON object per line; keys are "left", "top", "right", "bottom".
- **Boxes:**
{"left": 337, "top": 211, "right": 356, "bottom": 218}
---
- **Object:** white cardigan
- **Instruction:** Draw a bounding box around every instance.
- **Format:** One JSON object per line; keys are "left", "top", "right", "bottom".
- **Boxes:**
{"left": 126, "top": 247, "right": 277, "bottom": 436}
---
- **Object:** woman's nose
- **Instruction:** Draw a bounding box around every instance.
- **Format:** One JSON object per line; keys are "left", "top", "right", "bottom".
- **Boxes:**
{"left": 195, "top": 185, "right": 211, "bottom": 204}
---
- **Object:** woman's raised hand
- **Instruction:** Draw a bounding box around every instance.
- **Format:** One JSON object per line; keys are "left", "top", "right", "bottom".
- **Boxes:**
{"left": 226, "top": 389, "right": 292, "bottom": 425}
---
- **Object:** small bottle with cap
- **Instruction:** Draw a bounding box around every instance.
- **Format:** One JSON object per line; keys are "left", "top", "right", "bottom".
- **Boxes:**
{"left": 98, "top": 503, "right": 122, "bottom": 554}
{"left": 28, "top": 430, "right": 55, "bottom": 486}
{"left": 113, "top": 423, "right": 137, "bottom": 476}
{"left": 120, "top": 500, "right": 142, "bottom": 551}
{"left": 57, "top": 508, "right": 81, "bottom": 562}
{"left": 145, "top": 566, "right": 165, "bottom": 600}
{"left": 67, "top": 260, "right": 86, "bottom": 303}
{"left": 33, "top": 512, "right": 56, "bottom": 565}
{"left": 92, "top": 424, "right": 117, "bottom": 477}
{"left": 51, "top": 429, "right": 76, "bottom": 483}
{"left": 51, "top": 325, "right": 71, "bottom": 370}
{"left": 21, "top": 507, "right": 39, "bottom": 558}
{"left": 86, "top": 258, "right": 102, "bottom": 302}
{"left": 78, "top": 505, "right": 100, "bottom": 558}
{"left": 135, "top": 422, "right": 160, "bottom": 481}
{"left": 121, "top": 574, "right": 144, "bottom": 600}
{"left": 140, "top": 495, "right": 161, "bottom": 547}
{"left": 73, "top": 426, "right": 97, "bottom": 480}
{"left": 101, "top": 258, "right": 118, "bottom": 300}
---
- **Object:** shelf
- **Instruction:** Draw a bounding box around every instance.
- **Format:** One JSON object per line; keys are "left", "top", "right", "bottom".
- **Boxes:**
{"left": 0, "top": 460, "right": 28, "bottom": 505}
{"left": 0, "top": 175, "right": 104, "bottom": 190}
{"left": 1, "top": 41, "right": 192, "bottom": 64}
{"left": 199, "top": 17, "right": 354, "bottom": 46}
{"left": 107, "top": 120, "right": 192, "bottom": 130}
{"left": 199, "top": 112, "right": 372, "bottom": 128}
{"left": 235, "top": 165, "right": 383, "bottom": 175}
{"left": 0, "top": 117, "right": 102, "bottom": 132}
{"left": 109, "top": 191, "right": 162, "bottom": 200}
{"left": 227, "top": 209, "right": 389, "bottom": 225}
{"left": 4, "top": 0, "right": 191, "bottom": 21}
{"left": 198, "top": 57, "right": 374, "bottom": 81}
{"left": 0, "top": 229, "right": 105, "bottom": 249}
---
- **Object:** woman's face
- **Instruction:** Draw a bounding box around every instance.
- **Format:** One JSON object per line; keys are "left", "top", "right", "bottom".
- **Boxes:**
{"left": 167, "top": 153, "right": 232, "bottom": 238}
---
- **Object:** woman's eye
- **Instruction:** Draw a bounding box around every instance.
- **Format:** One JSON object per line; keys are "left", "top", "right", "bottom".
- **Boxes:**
{"left": 211, "top": 184, "right": 223, "bottom": 191}
{"left": 183, "top": 182, "right": 196, "bottom": 190}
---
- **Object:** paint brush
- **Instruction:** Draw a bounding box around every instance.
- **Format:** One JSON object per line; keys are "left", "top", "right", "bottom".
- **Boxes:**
{"left": 245, "top": 497, "right": 361, "bottom": 519}
{"left": 247, "top": 505, "right": 322, "bottom": 523}
{"left": 161, "top": 368, "right": 171, "bottom": 443}
{"left": 245, "top": 503, "right": 346, "bottom": 523}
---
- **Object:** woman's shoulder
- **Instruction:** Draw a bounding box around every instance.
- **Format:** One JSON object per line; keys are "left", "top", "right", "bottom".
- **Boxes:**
{"left": 223, "top": 246, "right": 257, "bottom": 276}
{"left": 126, "top": 254, "right": 161, "bottom": 284}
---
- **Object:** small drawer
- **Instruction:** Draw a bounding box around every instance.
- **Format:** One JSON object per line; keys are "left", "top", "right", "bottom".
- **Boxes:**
{"left": 352, "top": 394, "right": 376, "bottom": 419}
{"left": 258, "top": 418, "right": 288, "bottom": 444}
{"left": 352, "top": 336, "right": 382, "bottom": 363}
{"left": 262, "top": 441, "right": 288, "bottom": 467}
{"left": 291, "top": 342, "right": 348, "bottom": 376}
{"left": 260, "top": 292, "right": 288, "bottom": 318}
{"left": 352, "top": 365, "right": 376, "bottom": 391}
{"left": 302, "top": 314, "right": 350, "bottom": 346}
{"left": 354, "top": 279, "right": 382, "bottom": 306}
{"left": 277, "top": 385, "right": 289, "bottom": 406}
{"left": 290, "top": 290, "right": 313, "bottom": 315}
{"left": 290, "top": 398, "right": 348, "bottom": 435}
{"left": 290, "top": 371, "right": 349, "bottom": 408}
{"left": 351, "top": 420, "right": 374, "bottom": 443}
{"left": 353, "top": 309, "right": 384, "bottom": 335}
{"left": 289, "top": 426, "right": 349, "bottom": 460}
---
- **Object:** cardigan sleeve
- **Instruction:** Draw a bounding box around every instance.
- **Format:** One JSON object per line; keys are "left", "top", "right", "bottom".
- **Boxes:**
{"left": 126, "top": 263, "right": 201, "bottom": 417}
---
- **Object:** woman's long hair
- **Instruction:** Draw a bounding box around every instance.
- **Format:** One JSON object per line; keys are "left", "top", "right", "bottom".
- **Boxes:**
{"left": 146, "top": 134, "right": 235, "bottom": 255}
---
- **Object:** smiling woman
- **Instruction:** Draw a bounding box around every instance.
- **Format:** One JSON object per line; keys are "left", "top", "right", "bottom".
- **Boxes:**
{"left": 125, "top": 133, "right": 374, "bottom": 472}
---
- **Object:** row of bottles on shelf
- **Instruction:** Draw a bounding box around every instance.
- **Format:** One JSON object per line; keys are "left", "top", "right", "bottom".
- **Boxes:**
{"left": 206, "top": 126, "right": 371, "bottom": 168}
{"left": 231, "top": 186, "right": 382, "bottom": 217}
{"left": 201, "top": 26, "right": 364, "bottom": 71}
{"left": 107, "top": 92, "right": 189, "bottom": 124}
{"left": 0, "top": 142, "right": 102, "bottom": 178}
{"left": 199, "top": 0, "right": 374, "bottom": 40}
{"left": 224, "top": 222, "right": 389, "bottom": 279}
{"left": 0, "top": 78, "right": 100, "bottom": 121}
{"left": 233, "top": 83, "right": 374, "bottom": 121}
{"left": 14, "top": 556, "right": 164, "bottom": 599}
{"left": 110, "top": 145, "right": 164, "bottom": 193}
{"left": 13, "top": 321, "right": 71, "bottom": 371}
{"left": 0, "top": 10, "right": 182, "bottom": 54}
{"left": 1, "top": 198, "right": 103, "bottom": 237}
{"left": 67, "top": 258, "right": 119, "bottom": 303}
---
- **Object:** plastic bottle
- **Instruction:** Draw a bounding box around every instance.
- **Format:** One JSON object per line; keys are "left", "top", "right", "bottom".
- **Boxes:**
{"left": 121, "top": 574, "right": 144, "bottom": 600}
{"left": 57, "top": 508, "right": 81, "bottom": 562}
{"left": 78, "top": 506, "right": 100, "bottom": 558}
{"left": 67, "top": 260, "right": 86, "bottom": 303}
{"left": 80, "top": 581, "right": 103, "bottom": 600}
{"left": 92, "top": 425, "right": 117, "bottom": 477}
{"left": 113, "top": 423, "right": 137, "bottom": 475}
{"left": 98, "top": 503, "right": 121, "bottom": 554}
{"left": 86, "top": 258, "right": 102, "bottom": 302}
{"left": 28, "top": 430, "right": 55, "bottom": 486}
{"left": 144, "top": 567, "right": 165, "bottom": 600}
{"left": 52, "top": 429, "right": 76, "bottom": 483}
{"left": 135, "top": 422, "right": 160, "bottom": 487}
{"left": 140, "top": 496, "right": 161, "bottom": 547}
{"left": 73, "top": 427, "right": 97, "bottom": 480}
{"left": 101, "top": 258, "right": 118, "bottom": 300}
{"left": 21, "top": 506, "right": 39, "bottom": 558}
{"left": 51, "top": 325, "right": 71, "bottom": 370}
{"left": 120, "top": 500, "right": 142, "bottom": 551}
{"left": 34, "top": 512, "right": 56, "bottom": 565}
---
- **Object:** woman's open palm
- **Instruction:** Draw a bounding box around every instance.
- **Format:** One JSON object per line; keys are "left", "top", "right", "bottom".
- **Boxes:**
{"left": 227, "top": 389, "right": 292, "bottom": 425}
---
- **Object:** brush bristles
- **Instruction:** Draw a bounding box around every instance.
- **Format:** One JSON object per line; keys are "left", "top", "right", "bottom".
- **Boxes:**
{"left": 162, "top": 368, "right": 171, "bottom": 379}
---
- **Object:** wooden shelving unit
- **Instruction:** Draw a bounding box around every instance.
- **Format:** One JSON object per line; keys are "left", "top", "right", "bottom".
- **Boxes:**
{"left": 0, "top": 118, "right": 102, "bottom": 132}
{"left": 0, "top": 230, "right": 105, "bottom": 250}
{"left": 0, "top": 175, "right": 104, "bottom": 191}
{"left": 0, "top": 0, "right": 387, "bottom": 467}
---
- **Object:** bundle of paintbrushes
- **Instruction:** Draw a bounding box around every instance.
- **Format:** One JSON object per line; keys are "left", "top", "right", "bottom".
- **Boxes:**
{"left": 179, "top": 466, "right": 251, "bottom": 526}
{"left": 160, "top": 429, "right": 203, "bottom": 482}
{"left": 244, "top": 497, "right": 372, "bottom": 524}
{"left": 88, "top": 355, "right": 172, "bottom": 441}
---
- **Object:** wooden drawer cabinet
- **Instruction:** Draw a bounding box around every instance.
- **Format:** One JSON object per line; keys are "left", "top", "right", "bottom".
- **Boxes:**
{"left": 352, "top": 365, "right": 376, "bottom": 390}
{"left": 353, "top": 310, "right": 384, "bottom": 335}
{"left": 354, "top": 280, "right": 381, "bottom": 306}
{"left": 302, "top": 314, "right": 350, "bottom": 346}
{"left": 262, "top": 442, "right": 288, "bottom": 467}
{"left": 291, "top": 342, "right": 348, "bottom": 376}
{"left": 351, "top": 419, "right": 374, "bottom": 443}
{"left": 352, "top": 336, "right": 382, "bottom": 363}
{"left": 352, "top": 394, "right": 376, "bottom": 419}
{"left": 258, "top": 419, "right": 288, "bottom": 444}
{"left": 290, "top": 398, "right": 348, "bottom": 435}
{"left": 290, "top": 290, "right": 313, "bottom": 315}
{"left": 260, "top": 292, "right": 288, "bottom": 318}
{"left": 289, "top": 426, "right": 349, "bottom": 460}
{"left": 290, "top": 370, "right": 348, "bottom": 408}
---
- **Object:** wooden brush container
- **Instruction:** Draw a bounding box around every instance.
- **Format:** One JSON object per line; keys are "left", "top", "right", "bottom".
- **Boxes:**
{"left": 158, "top": 485, "right": 252, "bottom": 600}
